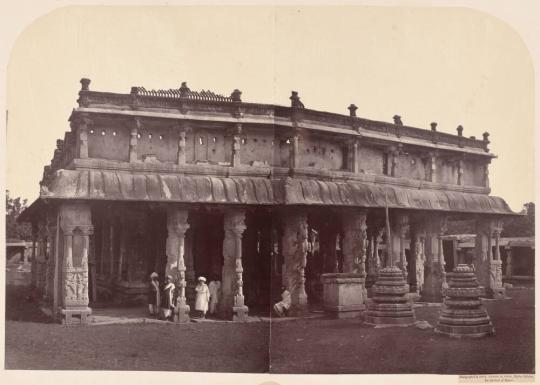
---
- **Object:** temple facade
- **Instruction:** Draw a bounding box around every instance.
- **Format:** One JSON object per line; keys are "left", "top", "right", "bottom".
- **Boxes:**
{"left": 20, "top": 79, "right": 516, "bottom": 324}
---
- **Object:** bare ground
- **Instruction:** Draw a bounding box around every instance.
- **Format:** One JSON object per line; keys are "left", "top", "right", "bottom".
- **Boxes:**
{"left": 4, "top": 285, "right": 534, "bottom": 374}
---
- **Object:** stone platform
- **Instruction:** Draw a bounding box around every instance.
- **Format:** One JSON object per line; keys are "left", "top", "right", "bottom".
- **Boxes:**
{"left": 321, "top": 273, "right": 366, "bottom": 318}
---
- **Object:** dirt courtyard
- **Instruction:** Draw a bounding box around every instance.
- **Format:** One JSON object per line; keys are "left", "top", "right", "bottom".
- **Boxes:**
{"left": 4, "top": 285, "right": 534, "bottom": 374}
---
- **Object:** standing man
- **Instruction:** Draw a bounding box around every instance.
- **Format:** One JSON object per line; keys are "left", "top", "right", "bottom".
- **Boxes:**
{"left": 148, "top": 272, "right": 161, "bottom": 317}
{"left": 195, "top": 276, "right": 210, "bottom": 319}
{"left": 161, "top": 275, "right": 175, "bottom": 321}
{"left": 208, "top": 276, "right": 221, "bottom": 316}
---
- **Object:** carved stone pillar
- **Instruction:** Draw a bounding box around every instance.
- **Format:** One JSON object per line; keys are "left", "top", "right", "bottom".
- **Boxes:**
{"left": 59, "top": 202, "right": 93, "bottom": 325}
{"left": 392, "top": 212, "right": 409, "bottom": 282}
{"left": 281, "top": 210, "right": 309, "bottom": 316}
{"left": 421, "top": 215, "right": 446, "bottom": 302}
{"left": 341, "top": 210, "right": 367, "bottom": 276}
{"left": 166, "top": 208, "right": 191, "bottom": 322}
{"left": 490, "top": 221, "right": 505, "bottom": 299}
{"left": 319, "top": 219, "right": 338, "bottom": 274}
{"left": 31, "top": 224, "right": 38, "bottom": 287}
{"left": 409, "top": 220, "right": 426, "bottom": 298}
{"left": 505, "top": 247, "right": 513, "bottom": 278}
{"left": 366, "top": 226, "right": 383, "bottom": 290}
{"left": 219, "top": 209, "right": 248, "bottom": 321}
{"left": 474, "top": 217, "right": 504, "bottom": 299}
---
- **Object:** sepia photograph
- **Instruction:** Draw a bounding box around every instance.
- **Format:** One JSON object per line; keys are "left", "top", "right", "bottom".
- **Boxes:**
{"left": 2, "top": 2, "right": 537, "bottom": 383}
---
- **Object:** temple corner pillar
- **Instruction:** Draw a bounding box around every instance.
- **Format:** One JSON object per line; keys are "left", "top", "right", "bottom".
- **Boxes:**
{"left": 59, "top": 202, "right": 93, "bottom": 325}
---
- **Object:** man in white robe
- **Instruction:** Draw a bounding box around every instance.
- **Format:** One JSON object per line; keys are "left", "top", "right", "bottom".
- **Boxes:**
{"left": 195, "top": 276, "right": 210, "bottom": 318}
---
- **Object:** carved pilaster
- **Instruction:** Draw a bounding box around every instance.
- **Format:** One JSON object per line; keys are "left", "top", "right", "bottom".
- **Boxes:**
{"left": 348, "top": 139, "right": 360, "bottom": 173}
{"left": 129, "top": 118, "right": 141, "bottom": 162}
{"left": 74, "top": 116, "right": 92, "bottom": 159}
{"left": 230, "top": 123, "right": 242, "bottom": 168}
{"left": 281, "top": 210, "right": 308, "bottom": 316}
{"left": 176, "top": 122, "right": 188, "bottom": 165}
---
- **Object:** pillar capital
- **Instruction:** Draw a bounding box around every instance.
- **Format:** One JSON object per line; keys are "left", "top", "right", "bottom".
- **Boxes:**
{"left": 224, "top": 209, "right": 247, "bottom": 234}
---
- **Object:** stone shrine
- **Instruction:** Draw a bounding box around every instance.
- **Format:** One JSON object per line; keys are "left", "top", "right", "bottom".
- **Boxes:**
{"left": 436, "top": 264, "right": 495, "bottom": 338}
{"left": 20, "top": 79, "right": 516, "bottom": 325}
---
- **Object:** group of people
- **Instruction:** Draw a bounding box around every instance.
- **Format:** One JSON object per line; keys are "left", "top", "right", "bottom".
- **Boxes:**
{"left": 148, "top": 272, "right": 221, "bottom": 321}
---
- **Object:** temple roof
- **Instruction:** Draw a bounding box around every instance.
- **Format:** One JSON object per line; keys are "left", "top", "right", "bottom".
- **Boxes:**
{"left": 21, "top": 169, "right": 515, "bottom": 218}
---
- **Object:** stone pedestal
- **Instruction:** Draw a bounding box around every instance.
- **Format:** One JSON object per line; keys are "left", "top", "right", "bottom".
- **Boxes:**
{"left": 321, "top": 273, "right": 366, "bottom": 318}
{"left": 365, "top": 266, "right": 415, "bottom": 325}
{"left": 435, "top": 264, "right": 495, "bottom": 338}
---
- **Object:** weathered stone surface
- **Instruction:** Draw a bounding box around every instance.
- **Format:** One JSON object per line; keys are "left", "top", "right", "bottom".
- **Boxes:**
{"left": 365, "top": 266, "right": 415, "bottom": 325}
{"left": 321, "top": 273, "right": 366, "bottom": 318}
{"left": 435, "top": 264, "right": 495, "bottom": 338}
{"left": 282, "top": 211, "right": 308, "bottom": 316}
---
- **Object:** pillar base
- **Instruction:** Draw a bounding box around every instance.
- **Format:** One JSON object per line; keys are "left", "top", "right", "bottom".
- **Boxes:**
{"left": 365, "top": 266, "right": 415, "bottom": 326}
{"left": 233, "top": 305, "right": 249, "bottom": 322}
{"left": 487, "top": 287, "right": 506, "bottom": 300}
{"left": 61, "top": 307, "right": 92, "bottom": 326}
{"left": 174, "top": 298, "right": 191, "bottom": 323}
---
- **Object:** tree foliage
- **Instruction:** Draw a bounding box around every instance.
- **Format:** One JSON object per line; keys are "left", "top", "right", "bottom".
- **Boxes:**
{"left": 5, "top": 190, "right": 32, "bottom": 241}
{"left": 502, "top": 202, "right": 535, "bottom": 237}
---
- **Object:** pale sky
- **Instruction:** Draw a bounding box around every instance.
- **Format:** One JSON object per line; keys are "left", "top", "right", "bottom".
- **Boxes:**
{"left": 6, "top": 6, "right": 534, "bottom": 212}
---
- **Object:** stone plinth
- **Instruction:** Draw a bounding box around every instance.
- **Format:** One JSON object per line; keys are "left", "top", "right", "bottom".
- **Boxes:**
{"left": 61, "top": 307, "right": 92, "bottom": 326}
{"left": 321, "top": 273, "right": 366, "bottom": 318}
{"left": 435, "top": 264, "right": 495, "bottom": 338}
{"left": 365, "top": 266, "right": 415, "bottom": 325}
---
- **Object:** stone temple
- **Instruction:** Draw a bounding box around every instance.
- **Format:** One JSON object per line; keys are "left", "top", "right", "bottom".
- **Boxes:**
{"left": 20, "top": 79, "right": 516, "bottom": 324}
